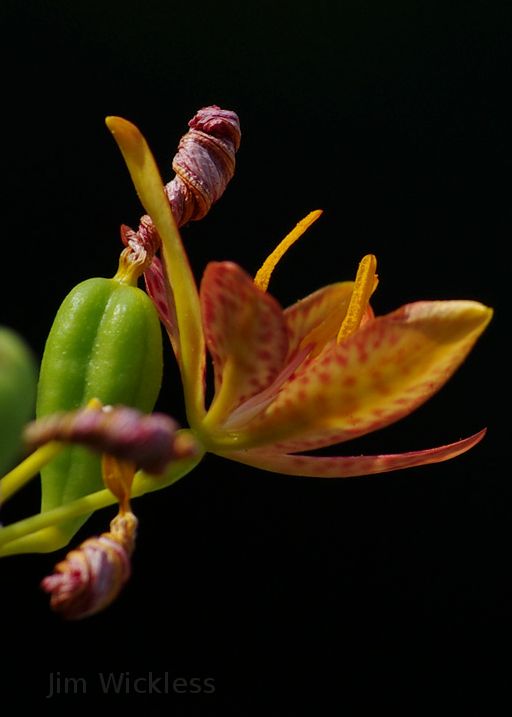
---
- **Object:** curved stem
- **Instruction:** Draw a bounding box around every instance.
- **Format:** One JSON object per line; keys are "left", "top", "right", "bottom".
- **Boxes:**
{"left": 0, "top": 442, "right": 64, "bottom": 505}
{"left": 0, "top": 449, "right": 204, "bottom": 555}
{"left": 105, "top": 117, "right": 207, "bottom": 427}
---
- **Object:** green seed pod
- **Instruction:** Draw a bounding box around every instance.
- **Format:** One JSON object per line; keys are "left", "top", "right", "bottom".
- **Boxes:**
{"left": 0, "top": 327, "right": 37, "bottom": 475}
{"left": 36, "top": 253, "right": 163, "bottom": 549}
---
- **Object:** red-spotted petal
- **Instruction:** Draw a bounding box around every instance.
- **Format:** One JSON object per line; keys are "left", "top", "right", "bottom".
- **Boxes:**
{"left": 283, "top": 282, "right": 355, "bottom": 358}
{"left": 144, "top": 256, "right": 180, "bottom": 357}
{"left": 200, "top": 262, "right": 289, "bottom": 425}
{"left": 227, "top": 300, "right": 492, "bottom": 450}
{"left": 222, "top": 429, "right": 486, "bottom": 477}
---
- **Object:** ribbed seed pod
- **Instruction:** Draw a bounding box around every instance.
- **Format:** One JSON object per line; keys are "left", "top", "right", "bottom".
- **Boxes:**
{"left": 36, "top": 266, "right": 163, "bottom": 549}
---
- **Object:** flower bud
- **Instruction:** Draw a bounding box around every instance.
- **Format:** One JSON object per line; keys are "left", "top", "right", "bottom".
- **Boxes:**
{"left": 24, "top": 404, "right": 197, "bottom": 474}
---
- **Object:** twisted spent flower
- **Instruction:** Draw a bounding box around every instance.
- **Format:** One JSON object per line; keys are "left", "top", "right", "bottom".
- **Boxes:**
{"left": 41, "top": 509, "right": 138, "bottom": 620}
{"left": 119, "top": 105, "right": 241, "bottom": 349}
{"left": 120, "top": 105, "right": 240, "bottom": 275}
{"left": 41, "top": 454, "right": 139, "bottom": 620}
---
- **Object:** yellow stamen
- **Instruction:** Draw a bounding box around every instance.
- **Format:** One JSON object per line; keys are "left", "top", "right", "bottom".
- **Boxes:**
{"left": 254, "top": 210, "right": 323, "bottom": 291}
{"left": 337, "top": 254, "right": 378, "bottom": 342}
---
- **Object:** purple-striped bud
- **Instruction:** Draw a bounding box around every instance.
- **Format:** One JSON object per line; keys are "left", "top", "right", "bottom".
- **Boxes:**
{"left": 24, "top": 405, "right": 198, "bottom": 474}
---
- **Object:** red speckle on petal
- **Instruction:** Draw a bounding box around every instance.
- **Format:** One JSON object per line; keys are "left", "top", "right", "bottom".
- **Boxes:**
{"left": 356, "top": 343, "right": 368, "bottom": 363}
{"left": 219, "top": 296, "right": 235, "bottom": 312}
{"left": 258, "top": 330, "right": 274, "bottom": 343}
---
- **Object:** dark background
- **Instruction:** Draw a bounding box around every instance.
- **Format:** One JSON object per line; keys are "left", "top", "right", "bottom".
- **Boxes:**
{"left": 1, "top": 0, "right": 509, "bottom": 712}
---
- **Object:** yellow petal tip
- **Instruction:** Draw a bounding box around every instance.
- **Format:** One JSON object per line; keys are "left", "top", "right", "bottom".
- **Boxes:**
{"left": 105, "top": 116, "right": 146, "bottom": 168}
{"left": 462, "top": 302, "right": 493, "bottom": 334}
{"left": 404, "top": 300, "right": 493, "bottom": 344}
{"left": 105, "top": 115, "right": 133, "bottom": 133}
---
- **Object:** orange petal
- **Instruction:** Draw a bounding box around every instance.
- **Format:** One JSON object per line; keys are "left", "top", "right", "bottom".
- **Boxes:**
{"left": 227, "top": 300, "right": 492, "bottom": 450}
{"left": 200, "top": 262, "right": 289, "bottom": 427}
{"left": 222, "top": 430, "right": 486, "bottom": 477}
{"left": 283, "top": 282, "right": 355, "bottom": 358}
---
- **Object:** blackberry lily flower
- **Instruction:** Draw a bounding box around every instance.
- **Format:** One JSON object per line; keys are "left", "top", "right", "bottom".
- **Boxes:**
{"left": 107, "top": 118, "right": 492, "bottom": 479}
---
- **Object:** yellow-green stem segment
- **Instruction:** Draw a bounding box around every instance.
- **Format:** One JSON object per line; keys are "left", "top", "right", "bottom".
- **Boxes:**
{"left": 0, "top": 435, "right": 205, "bottom": 556}
{"left": 0, "top": 442, "right": 64, "bottom": 505}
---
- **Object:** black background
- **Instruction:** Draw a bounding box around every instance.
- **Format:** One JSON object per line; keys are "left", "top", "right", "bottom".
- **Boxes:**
{"left": 1, "top": 0, "right": 509, "bottom": 713}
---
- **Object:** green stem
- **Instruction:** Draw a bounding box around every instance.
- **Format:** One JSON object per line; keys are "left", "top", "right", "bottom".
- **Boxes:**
{"left": 0, "top": 442, "right": 64, "bottom": 505}
{"left": 0, "top": 449, "right": 204, "bottom": 555}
